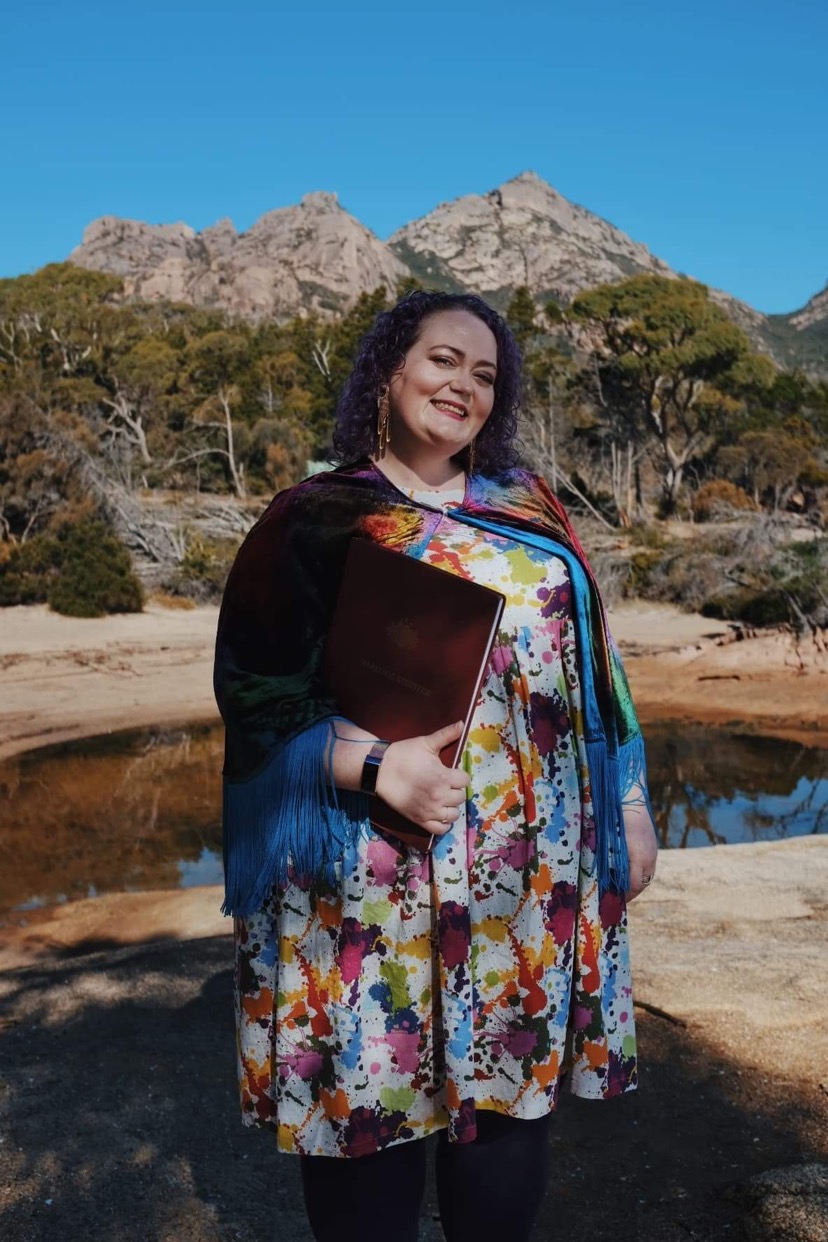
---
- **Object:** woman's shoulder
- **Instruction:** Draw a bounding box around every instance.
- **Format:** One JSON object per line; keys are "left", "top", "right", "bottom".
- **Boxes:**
{"left": 241, "top": 459, "right": 381, "bottom": 545}
{"left": 479, "top": 464, "right": 550, "bottom": 496}
{"left": 251, "top": 466, "right": 343, "bottom": 522}
{"left": 501, "top": 465, "right": 545, "bottom": 487}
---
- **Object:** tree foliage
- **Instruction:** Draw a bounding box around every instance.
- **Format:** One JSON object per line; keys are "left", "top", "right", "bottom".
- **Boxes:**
{"left": 571, "top": 276, "right": 777, "bottom": 513}
{"left": 1, "top": 262, "right": 826, "bottom": 618}
{"left": 506, "top": 286, "right": 538, "bottom": 350}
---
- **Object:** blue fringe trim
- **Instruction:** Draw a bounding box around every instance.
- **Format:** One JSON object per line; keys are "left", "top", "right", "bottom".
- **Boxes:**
{"left": 221, "top": 715, "right": 372, "bottom": 917}
{"left": 586, "top": 737, "right": 630, "bottom": 896}
{"left": 618, "top": 731, "right": 658, "bottom": 827}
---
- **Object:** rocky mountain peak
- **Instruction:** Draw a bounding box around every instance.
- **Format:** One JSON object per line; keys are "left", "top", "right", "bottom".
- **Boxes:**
{"left": 300, "top": 190, "right": 340, "bottom": 211}
{"left": 70, "top": 193, "right": 407, "bottom": 320}
{"left": 388, "top": 170, "right": 673, "bottom": 303}
{"left": 74, "top": 216, "right": 199, "bottom": 280}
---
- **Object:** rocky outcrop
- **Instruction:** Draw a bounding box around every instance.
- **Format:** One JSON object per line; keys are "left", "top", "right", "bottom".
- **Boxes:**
{"left": 389, "top": 171, "right": 770, "bottom": 349}
{"left": 69, "top": 192, "right": 408, "bottom": 320}
{"left": 720, "top": 1164, "right": 828, "bottom": 1241}
{"left": 789, "top": 283, "right": 828, "bottom": 331}
{"left": 66, "top": 173, "right": 825, "bottom": 370}
{"left": 388, "top": 170, "right": 674, "bottom": 304}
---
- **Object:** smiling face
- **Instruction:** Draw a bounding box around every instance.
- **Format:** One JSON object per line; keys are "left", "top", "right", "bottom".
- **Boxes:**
{"left": 386, "top": 309, "right": 498, "bottom": 466}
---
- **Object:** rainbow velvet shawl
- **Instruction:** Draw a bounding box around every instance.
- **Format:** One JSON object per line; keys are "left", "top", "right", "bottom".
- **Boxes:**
{"left": 214, "top": 457, "right": 651, "bottom": 917}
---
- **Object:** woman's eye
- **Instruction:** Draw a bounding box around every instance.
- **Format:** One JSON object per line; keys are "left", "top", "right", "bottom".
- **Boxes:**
{"left": 476, "top": 373, "right": 495, "bottom": 385}
{"left": 433, "top": 356, "right": 453, "bottom": 366}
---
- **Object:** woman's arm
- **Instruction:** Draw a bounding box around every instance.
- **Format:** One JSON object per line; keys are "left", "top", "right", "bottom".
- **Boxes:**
{"left": 329, "top": 719, "right": 470, "bottom": 833}
{"left": 622, "top": 787, "right": 659, "bottom": 901}
{"left": 328, "top": 719, "right": 382, "bottom": 791}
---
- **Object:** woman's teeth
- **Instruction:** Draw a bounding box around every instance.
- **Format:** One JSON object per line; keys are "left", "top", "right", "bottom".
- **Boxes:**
{"left": 432, "top": 401, "right": 467, "bottom": 418}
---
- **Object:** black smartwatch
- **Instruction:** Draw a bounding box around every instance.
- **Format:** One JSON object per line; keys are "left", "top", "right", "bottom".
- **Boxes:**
{"left": 360, "top": 740, "right": 391, "bottom": 795}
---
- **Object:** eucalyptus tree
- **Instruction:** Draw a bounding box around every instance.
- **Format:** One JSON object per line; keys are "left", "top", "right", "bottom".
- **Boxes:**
{"left": 183, "top": 329, "right": 252, "bottom": 497}
{"left": 571, "top": 275, "right": 776, "bottom": 514}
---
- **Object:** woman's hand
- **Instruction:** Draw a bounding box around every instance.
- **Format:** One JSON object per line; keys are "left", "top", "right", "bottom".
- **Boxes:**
{"left": 623, "top": 799, "right": 659, "bottom": 901}
{"left": 375, "top": 720, "right": 470, "bottom": 836}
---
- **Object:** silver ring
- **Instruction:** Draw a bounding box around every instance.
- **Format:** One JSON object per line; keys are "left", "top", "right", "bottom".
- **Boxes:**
{"left": 641, "top": 874, "right": 653, "bottom": 886}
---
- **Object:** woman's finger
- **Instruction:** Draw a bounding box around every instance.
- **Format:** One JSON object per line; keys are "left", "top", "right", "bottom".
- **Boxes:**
{"left": 428, "top": 800, "right": 464, "bottom": 825}
{"left": 441, "top": 791, "right": 467, "bottom": 810}
{"left": 626, "top": 871, "right": 657, "bottom": 901}
{"left": 421, "top": 817, "right": 453, "bottom": 836}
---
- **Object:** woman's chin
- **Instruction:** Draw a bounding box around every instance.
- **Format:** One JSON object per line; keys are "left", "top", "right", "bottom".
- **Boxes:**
{"left": 423, "top": 425, "right": 470, "bottom": 452}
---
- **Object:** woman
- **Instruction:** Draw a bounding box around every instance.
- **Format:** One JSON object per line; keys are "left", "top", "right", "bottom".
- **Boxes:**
{"left": 214, "top": 290, "right": 658, "bottom": 1242}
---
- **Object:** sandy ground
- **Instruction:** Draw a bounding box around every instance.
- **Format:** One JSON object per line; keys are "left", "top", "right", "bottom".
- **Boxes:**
{"left": 615, "top": 603, "right": 828, "bottom": 750}
{"left": 0, "top": 603, "right": 220, "bottom": 761}
{"left": 1, "top": 599, "right": 826, "bottom": 761}
{"left": 0, "top": 601, "right": 826, "bottom": 1239}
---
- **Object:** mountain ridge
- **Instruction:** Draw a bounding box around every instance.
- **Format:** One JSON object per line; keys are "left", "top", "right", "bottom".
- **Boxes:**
{"left": 66, "top": 172, "right": 826, "bottom": 372}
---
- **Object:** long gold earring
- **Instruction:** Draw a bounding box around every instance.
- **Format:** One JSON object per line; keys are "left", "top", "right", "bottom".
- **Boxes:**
{"left": 377, "top": 387, "right": 391, "bottom": 457}
{"left": 467, "top": 438, "right": 476, "bottom": 475}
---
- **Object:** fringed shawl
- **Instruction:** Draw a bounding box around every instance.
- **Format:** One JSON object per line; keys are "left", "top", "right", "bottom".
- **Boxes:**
{"left": 214, "top": 457, "right": 651, "bottom": 916}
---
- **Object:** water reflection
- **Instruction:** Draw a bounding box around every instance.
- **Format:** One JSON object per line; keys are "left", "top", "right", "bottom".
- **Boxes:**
{"left": 0, "top": 724, "right": 224, "bottom": 916}
{"left": 644, "top": 724, "right": 828, "bottom": 848}
{"left": 0, "top": 723, "right": 825, "bottom": 915}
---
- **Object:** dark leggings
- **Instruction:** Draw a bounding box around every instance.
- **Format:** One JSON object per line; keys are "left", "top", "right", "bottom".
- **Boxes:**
{"left": 299, "top": 1110, "right": 553, "bottom": 1242}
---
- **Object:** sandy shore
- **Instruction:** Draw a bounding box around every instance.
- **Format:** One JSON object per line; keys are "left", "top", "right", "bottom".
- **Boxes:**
{"left": 0, "top": 602, "right": 221, "bottom": 761}
{"left": 1, "top": 599, "right": 825, "bottom": 762}
{"left": 615, "top": 602, "right": 828, "bottom": 750}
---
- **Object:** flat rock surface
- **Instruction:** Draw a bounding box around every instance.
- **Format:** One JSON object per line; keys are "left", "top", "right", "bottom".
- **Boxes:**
{"left": 1, "top": 838, "right": 826, "bottom": 1241}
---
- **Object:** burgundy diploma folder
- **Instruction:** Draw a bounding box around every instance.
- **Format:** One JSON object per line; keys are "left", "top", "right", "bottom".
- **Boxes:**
{"left": 321, "top": 537, "right": 506, "bottom": 850}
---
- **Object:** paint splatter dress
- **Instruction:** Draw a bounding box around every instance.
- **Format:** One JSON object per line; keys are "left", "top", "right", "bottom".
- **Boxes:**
{"left": 233, "top": 504, "right": 638, "bottom": 1157}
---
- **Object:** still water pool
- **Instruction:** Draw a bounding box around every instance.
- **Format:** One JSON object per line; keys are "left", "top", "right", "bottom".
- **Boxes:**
{"left": 0, "top": 722, "right": 825, "bottom": 914}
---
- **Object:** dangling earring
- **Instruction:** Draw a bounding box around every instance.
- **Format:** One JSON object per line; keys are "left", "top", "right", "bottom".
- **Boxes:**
{"left": 376, "top": 387, "right": 391, "bottom": 457}
{"left": 467, "top": 438, "right": 476, "bottom": 475}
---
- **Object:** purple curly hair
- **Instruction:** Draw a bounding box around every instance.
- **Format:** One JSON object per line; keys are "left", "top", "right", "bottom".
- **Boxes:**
{"left": 330, "top": 290, "right": 525, "bottom": 476}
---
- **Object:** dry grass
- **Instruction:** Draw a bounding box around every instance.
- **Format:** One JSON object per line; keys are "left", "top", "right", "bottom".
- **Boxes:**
{"left": 148, "top": 591, "right": 197, "bottom": 611}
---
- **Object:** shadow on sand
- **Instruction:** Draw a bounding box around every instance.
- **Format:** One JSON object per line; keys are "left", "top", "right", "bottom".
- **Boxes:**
{"left": 0, "top": 934, "right": 823, "bottom": 1241}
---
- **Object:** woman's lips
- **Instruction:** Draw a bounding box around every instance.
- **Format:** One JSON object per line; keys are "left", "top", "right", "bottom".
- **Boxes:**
{"left": 431, "top": 399, "right": 467, "bottom": 421}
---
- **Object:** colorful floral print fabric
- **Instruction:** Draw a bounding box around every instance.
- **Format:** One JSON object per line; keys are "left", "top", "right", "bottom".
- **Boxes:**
{"left": 233, "top": 513, "right": 638, "bottom": 1157}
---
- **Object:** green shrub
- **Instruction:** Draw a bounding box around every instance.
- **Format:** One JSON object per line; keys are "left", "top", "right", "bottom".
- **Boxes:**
{"left": 629, "top": 543, "right": 730, "bottom": 613}
{"left": 627, "top": 522, "right": 670, "bottom": 550}
{"left": 173, "top": 534, "right": 238, "bottom": 604}
{"left": 701, "top": 589, "right": 790, "bottom": 627}
{"left": 799, "top": 460, "right": 828, "bottom": 489}
{"left": 47, "top": 518, "right": 143, "bottom": 617}
{"left": 627, "top": 547, "right": 665, "bottom": 594}
{"left": 701, "top": 538, "right": 827, "bottom": 628}
{"left": 0, "top": 535, "right": 61, "bottom": 606}
{"left": 1, "top": 516, "right": 143, "bottom": 615}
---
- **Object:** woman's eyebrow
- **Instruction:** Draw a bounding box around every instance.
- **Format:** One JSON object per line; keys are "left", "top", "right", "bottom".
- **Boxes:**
{"left": 430, "top": 344, "right": 498, "bottom": 372}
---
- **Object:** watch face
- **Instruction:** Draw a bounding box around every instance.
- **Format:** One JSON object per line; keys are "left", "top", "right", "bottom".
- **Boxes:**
{"left": 361, "top": 750, "right": 383, "bottom": 795}
{"left": 360, "top": 741, "right": 390, "bottom": 794}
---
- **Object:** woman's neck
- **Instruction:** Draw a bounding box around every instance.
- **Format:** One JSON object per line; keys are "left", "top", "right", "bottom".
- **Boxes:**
{"left": 370, "top": 450, "right": 465, "bottom": 493}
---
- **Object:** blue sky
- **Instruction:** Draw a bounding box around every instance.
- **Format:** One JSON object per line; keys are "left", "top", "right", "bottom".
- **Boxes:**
{"left": 3, "top": 1, "right": 825, "bottom": 313}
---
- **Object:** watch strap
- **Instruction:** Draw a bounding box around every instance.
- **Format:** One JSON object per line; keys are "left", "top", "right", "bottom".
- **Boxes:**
{"left": 360, "top": 740, "right": 391, "bottom": 795}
